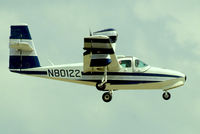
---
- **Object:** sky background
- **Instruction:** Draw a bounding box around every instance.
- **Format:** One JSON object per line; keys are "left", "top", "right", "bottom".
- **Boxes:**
{"left": 0, "top": 0, "right": 199, "bottom": 134}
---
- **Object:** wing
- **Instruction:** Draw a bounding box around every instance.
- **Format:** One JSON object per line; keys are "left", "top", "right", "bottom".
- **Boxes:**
{"left": 83, "top": 35, "right": 121, "bottom": 72}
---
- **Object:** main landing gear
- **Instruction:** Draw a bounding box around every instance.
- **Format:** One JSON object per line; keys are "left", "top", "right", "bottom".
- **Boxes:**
{"left": 96, "top": 82, "right": 106, "bottom": 91}
{"left": 96, "top": 67, "right": 107, "bottom": 91}
{"left": 96, "top": 82, "right": 113, "bottom": 103}
{"left": 162, "top": 91, "right": 171, "bottom": 100}
{"left": 95, "top": 67, "right": 113, "bottom": 103}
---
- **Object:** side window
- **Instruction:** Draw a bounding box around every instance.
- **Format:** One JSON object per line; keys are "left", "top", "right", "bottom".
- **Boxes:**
{"left": 119, "top": 60, "right": 131, "bottom": 68}
{"left": 135, "top": 59, "right": 148, "bottom": 68}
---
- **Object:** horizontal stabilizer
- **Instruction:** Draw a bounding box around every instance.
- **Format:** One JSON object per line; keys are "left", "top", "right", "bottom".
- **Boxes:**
{"left": 10, "top": 42, "right": 33, "bottom": 52}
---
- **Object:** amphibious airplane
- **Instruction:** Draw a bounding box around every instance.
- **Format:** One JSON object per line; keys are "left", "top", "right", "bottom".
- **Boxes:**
{"left": 9, "top": 24, "right": 186, "bottom": 102}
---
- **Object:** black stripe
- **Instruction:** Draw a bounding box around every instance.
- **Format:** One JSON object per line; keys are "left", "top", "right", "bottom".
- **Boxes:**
{"left": 82, "top": 72, "right": 182, "bottom": 78}
{"left": 92, "top": 48, "right": 114, "bottom": 54}
{"left": 80, "top": 80, "right": 161, "bottom": 85}
{"left": 83, "top": 48, "right": 114, "bottom": 54}
{"left": 90, "top": 59, "right": 112, "bottom": 67}
{"left": 83, "top": 50, "right": 90, "bottom": 56}
{"left": 84, "top": 38, "right": 110, "bottom": 43}
{"left": 11, "top": 70, "right": 47, "bottom": 75}
{"left": 109, "top": 36, "right": 117, "bottom": 43}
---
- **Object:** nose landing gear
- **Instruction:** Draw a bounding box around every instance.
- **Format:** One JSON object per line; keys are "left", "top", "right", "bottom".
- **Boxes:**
{"left": 102, "top": 91, "right": 112, "bottom": 102}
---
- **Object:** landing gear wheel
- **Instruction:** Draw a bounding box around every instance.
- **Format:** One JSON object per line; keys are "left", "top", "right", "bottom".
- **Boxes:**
{"left": 96, "top": 82, "right": 106, "bottom": 91}
{"left": 102, "top": 92, "right": 112, "bottom": 102}
{"left": 162, "top": 92, "right": 171, "bottom": 100}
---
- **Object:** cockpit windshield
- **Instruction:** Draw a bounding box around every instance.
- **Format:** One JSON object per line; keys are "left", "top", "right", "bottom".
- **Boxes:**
{"left": 135, "top": 59, "right": 148, "bottom": 68}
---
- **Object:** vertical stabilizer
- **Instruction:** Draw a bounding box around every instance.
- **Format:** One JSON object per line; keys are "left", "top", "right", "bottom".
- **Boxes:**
{"left": 9, "top": 24, "right": 40, "bottom": 70}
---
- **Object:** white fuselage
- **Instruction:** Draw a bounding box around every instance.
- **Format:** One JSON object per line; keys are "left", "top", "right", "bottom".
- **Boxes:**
{"left": 10, "top": 60, "right": 186, "bottom": 91}
{"left": 8, "top": 25, "right": 186, "bottom": 102}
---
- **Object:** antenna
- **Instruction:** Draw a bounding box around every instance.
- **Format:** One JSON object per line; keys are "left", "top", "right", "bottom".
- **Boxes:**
{"left": 89, "top": 28, "right": 92, "bottom": 36}
{"left": 48, "top": 59, "right": 54, "bottom": 66}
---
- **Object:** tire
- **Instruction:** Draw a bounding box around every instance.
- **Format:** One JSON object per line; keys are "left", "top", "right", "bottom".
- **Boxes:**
{"left": 162, "top": 92, "right": 171, "bottom": 100}
{"left": 96, "top": 82, "right": 106, "bottom": 91}
{"left": 102, "top": 92, "right": 112, "bottom": 102}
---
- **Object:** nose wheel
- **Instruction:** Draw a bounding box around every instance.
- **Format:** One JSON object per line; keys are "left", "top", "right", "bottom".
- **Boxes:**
{"left": 162, "top": 91, "right": 171, "bottom": 100}
{"left": 102, "top": 91, "right": 112, "bottom": 102}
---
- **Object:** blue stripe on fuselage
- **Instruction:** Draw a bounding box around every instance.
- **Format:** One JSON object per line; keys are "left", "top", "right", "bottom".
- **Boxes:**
{"left": 10, "top": 70, "right": 47, "bottom": 75}
{"left": 10, "top": 70, "right": 182, "bottom": 78}
{"left": 82, "top": 72, "right": 182, "bottom": 78}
